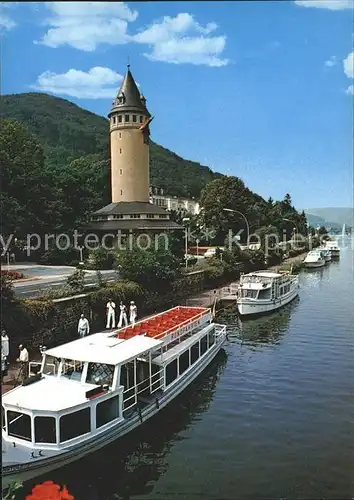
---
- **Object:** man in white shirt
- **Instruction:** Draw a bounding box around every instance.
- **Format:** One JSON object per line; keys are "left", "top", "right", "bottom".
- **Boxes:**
{"left": 118, "top": 302, "right": 128, "bottom": 328}
{"left": 17, "top": 344, "right": 29, "bottom": 382}
{"left": 78, "top": 314, "right": 90, "bottom": 338}
{"left": 1, "top": 330, "right": 9, "bottom": 375}
{"left": 106, "top": 298, "right": 116, "bottom": 329}
{"left": 129, "top": 301, "right": 137, "bottom": 326}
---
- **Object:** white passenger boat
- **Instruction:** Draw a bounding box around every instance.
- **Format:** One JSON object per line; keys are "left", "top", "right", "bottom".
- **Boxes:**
{"left": 236, "top": 270, "right": 299, "bottom": 316}
{"left": 318, "top": 248, "right": 331, "bottom": 262}
{"left": 303, "top": 250, "right": 326, "bottom": 268}
{"left": 2, "top": 306, "right": 227, "bottom": 489}
{"left": 324, "top": 240, "right": 340, "bottom": 259}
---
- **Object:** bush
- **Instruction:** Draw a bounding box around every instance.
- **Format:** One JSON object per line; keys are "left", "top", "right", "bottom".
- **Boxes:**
{"left": 86, "top": 247, "right": 114, "bottom": 270}
{"left": 1, "top": 270, "right": 26, "bottom": 280}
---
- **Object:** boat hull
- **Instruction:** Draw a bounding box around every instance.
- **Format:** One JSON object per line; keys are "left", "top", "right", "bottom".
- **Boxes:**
{"left": 237, "top": 286, "right": 298, "bottom": 316}
{"left": 2, "top": 332, "right": 226, "bottom": 490}
{"left": 304, "top": 260, "right": 325, "bottom": 268}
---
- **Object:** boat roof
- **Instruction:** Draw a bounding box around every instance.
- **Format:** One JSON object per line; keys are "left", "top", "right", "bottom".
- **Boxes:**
{"left": 2, "top": 377, "right": 101, "bottom": 412}
{"left": 243, "top": 271, "right": 282, "bottom": 278}
{"left": 45, "top": 334, "right": 163, "bottom": 365}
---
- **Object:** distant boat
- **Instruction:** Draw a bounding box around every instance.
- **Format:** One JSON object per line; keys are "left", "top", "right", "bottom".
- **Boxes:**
{"left": 324, "top": 240, "right": 340, "bottom": 259}
{"left": 318, "top": 248, "right": 331, "bottom": 262}
{"left": 304, "top": 250, "right": 326, "bottom": 268}
{"left": 236, "top": 270, "right": 299, "bottom": 316}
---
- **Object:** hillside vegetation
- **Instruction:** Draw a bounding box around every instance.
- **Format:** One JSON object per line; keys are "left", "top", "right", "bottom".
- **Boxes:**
{"left": 1, "top": 93, "right": 221, "bottom": 198}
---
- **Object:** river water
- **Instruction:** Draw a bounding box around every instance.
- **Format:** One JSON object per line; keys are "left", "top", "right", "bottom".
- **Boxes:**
{"left": 18, "top": 240, "right": 354, "bottom": 500}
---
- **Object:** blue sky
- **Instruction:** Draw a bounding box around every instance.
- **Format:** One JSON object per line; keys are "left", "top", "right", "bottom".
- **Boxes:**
{"left": 1, "top": 1, "right": 353, "bottom": 209}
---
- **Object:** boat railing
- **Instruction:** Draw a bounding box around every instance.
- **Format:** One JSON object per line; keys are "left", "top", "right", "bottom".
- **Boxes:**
{"left": 123, "top": 367, "right": 164, "bottom": 413}
{"left": 214, "top": 324, "right": 227, "bottom": 341}
{"left": 153, "top": 309, "right": 211, "bottom": 346}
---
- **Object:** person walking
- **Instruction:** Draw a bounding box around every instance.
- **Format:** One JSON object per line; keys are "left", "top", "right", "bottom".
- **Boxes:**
{"left": 77, "top": 313, "right": 90, "bottom": 338}
{"left": 106, "top": 298, "right": 116, "bottom": 329}
{"left": 1, "top": 330, "right": 9, "bottom": 375}
{"left": 118, "top": 302, "right": 128, "bottom": 328}
{"left": 17, "top": 344, "right": 29, "bottom": 383}
{"left": 129, "top": 301, "right": 137, "bottom": 326}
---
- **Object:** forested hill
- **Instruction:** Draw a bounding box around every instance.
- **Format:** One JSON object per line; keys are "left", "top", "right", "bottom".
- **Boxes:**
{"left": 1, "top": 92, "right": 222, "bottom": 198}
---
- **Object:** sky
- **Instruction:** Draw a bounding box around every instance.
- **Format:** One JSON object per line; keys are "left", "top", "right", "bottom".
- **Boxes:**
{"left": 1, "top": 0, "right": 353, "bottom": 209}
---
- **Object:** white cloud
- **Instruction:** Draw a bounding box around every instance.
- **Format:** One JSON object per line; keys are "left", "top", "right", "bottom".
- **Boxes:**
{"left": 131, "top": 13, "right": 228, "bottom": 67}
{"left": 35, "top": 2, "right": 138, "bottom": 51}
{"left": 0, "top": 2, "right": 17, "bottom": 31}
{"left": 295, "top": 0, "right": 353, "bottom": 10}
{"left": 343, "top": 51, "right": 354, "bottom": 78}
{"left": 324, "top": 55, "right": 337, "bottom": 67}
{"left": 30, "top": 67, "right": 123, "bottom": 99}
{"left": 345, "top": 84, "right": 354, "bottom": 95}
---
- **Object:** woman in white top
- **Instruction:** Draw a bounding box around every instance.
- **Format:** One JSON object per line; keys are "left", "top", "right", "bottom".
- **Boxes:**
{"left": 118, "top": 301, "right": 128, "bottom": 328}
{"left": 129, "top": 301, "right": 137, "bottom": 326}
{"left": 1, "top": 330, "right": 9, "bottom": 374}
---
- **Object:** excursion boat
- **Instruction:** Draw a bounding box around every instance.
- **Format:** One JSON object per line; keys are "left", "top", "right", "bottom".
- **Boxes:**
{"left": 1, "top": 306, "right": 227, "bottom": 489}
{"left": 236, "top": 270, "right": 299, "bottom": 317}
{"left": 318, "top": 248, "right": 331, "bottom": 262}
{"left": 324, "top": 240, "right": 340, "bottom": 259}
{"left": 303, "top": 250, "right": 326, "bottom": 268}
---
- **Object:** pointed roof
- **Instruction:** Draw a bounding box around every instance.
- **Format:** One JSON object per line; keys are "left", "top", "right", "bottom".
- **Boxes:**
{"left": 109, "top": 66, "right": 150, "bottom": 116}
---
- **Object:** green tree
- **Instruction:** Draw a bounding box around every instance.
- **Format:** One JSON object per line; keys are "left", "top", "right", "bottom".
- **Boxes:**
{"left": 0, "top": 119, "right": 55, "bottom": 237}
{"left": 115, "top": 248, "right": 182, "bottom": 292}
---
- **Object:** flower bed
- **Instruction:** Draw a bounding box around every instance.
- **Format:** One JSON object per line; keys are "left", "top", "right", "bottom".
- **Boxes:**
{"left": 1, "top": 270, "right": 26, "bottom": 280}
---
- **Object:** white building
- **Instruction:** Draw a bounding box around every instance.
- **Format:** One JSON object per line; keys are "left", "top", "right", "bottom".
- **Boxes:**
{"left": 149, "top": 186, "right": 200, "bottom": 216}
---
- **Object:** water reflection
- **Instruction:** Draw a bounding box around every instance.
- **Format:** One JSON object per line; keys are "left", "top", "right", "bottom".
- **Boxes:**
{"left": 217, "top": 298, "right": 299, "bottom": 349}
{"left": 18, "top": 350, "right": 228, "bottom": 500}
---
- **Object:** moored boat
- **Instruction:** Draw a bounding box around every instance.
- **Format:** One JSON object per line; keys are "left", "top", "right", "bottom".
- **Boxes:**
{"left": 236, "top": 270, "right": 299, "bottom": 317}
{"left": 318, "top": 248, "right": 332, "bottom": 262}
{"left": 303, "top": 250, "right": 326, "bottom": 268}
{"left": 324, "top": 240, "right": 340, "bottom": 259}
{"left": 2, "top": 306, "right": 227, "bottom": 489}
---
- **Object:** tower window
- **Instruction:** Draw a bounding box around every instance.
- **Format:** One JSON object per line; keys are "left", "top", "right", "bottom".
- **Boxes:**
{"left": 119, "top": 148, "right": 122, "bottom": 154}
{"left": 118, "top": 115, "right": 122, "bottom": 123}
{"left": 112, "top": 116, "right": 116, "bottom": 124}
{"left": 120, "top": 189, "right": 123, "bottom": 195}
{"left": 125, "top": 115, "right": 129, "bottom": 122}
{"left": 120, "top": 169, "right": 123, "bottom": 175}
{"left": 139, "top": 116, "right": 143, "bottom": 123}
{"left": 119, "top": 132, "right": 121, "bottom": 139}
{"left": 132, "top": 115, "right": 137, "bottom": 123}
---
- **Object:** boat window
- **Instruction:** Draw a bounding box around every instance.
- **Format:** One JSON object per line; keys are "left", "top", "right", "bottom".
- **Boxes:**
{"left": 165, "top": 359, "right": 178, "bottom": 386}
{"left": 34, "top": 416, "right": 56, "bottom": 443}
{"left": 120, "top": 362, "right": 135, "bottom": 389}
{"left": 200, "top": 335, "right": 208, "bottom": 355}
{"left": 7, "top": 410, "right": 31, "bottom": 441}
{"left": 208, "top": 330, "right": 215, "bottom": 347}
{"left": 43, "top": 355, "right": 59, "bottom": 376}
{"left": 96, "top": 396, "right": 120, "bottom": 428}
{"left": 258, "top": 289, "right": 271, "bottom": 300}
{"left": 60, "top": 408, "right": 90, "bottom": 442}
{"left": 242, "top": 290, "right": 258, "bottom": 299}
{"left": 178, "top": 351, "right": 189, "bottom": 375}
{"left": 190, "top": 342, "right": 200, "bottom": 364}
{"left": 2, "top": 406, "right": 5, "bottom": 430}
{"left": 61, "top": 359, "right": 84, "bottom": 381}
{"left": 86, "top": 363, "right": 115, "bottom": 387}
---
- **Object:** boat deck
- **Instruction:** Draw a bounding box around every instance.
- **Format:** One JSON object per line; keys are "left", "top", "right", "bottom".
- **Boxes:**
{"left": 116, "top": 306, "right": 208, "bottom": 340}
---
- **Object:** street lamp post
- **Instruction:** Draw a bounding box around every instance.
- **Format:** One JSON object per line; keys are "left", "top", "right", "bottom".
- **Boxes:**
{"left": 182, "top": 217, "right": 190, "bottom": 269}
{"left": 223, "top": 208, "right": 250, "bottom": 246}
{"left": 78, "top": 246, "right": 84, "bottom": 265}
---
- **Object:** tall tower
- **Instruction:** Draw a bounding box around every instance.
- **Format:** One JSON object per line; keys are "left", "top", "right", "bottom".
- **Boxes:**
{"left": 108, "top": 66, "right": 152, "bottom": 203}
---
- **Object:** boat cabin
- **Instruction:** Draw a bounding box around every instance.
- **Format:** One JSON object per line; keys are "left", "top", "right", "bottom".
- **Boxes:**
{"left": 239, "top": 271, "right": 294, "bottom": 301}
